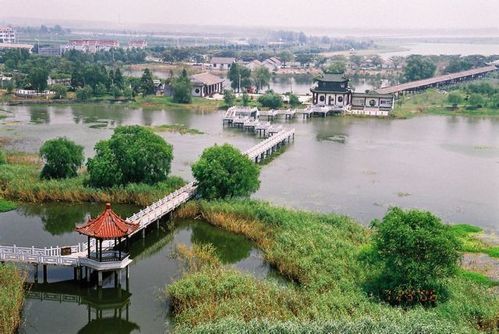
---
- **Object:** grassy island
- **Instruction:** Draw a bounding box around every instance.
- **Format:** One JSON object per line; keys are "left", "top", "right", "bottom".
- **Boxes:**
{"left": 169, "top": 200, "right": 498, "bottom": 334}
{"left": 0, "top": 151, "right": 185, "bottom": 206}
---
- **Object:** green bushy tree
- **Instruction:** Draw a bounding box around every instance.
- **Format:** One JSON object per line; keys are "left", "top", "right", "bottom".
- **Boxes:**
{"left": 242, "top": 92, "right": 251, "bottom": 106}
{"left": 366, "top": 207, "right": 460, "bottom": 304}
{"left": 140, "top": 68, "right": 155, "bottom": 95}
{"left": 258, "top": 91, "right": 283, "bottom": 109}
{"left": 172, "top": 69, "right": 192, "bottom": 104}
{"left": 75, "top": 86, "right": 93, "bottom": 101}
{"left": 402, "top": 55, "right": 436, "bottom": 82}
{"left": 39, "top": 137, "right": 84, "bottom": 179}
{"left": 50, "top": 84, "right": 67, "bottom": 99}
{"left": 192, "top": 144, "right": 260, "bottom": 199}
{"left": 223, "top": 89, "right": 236, "bottom": 107}
{"left": 468, "top": 94, "right": 485, "bottom": 108}
{"left": 447, "top": 93, "right": 463, "bottom": 107}
{"left": 87, "top": 126, "right": 173, "bottom": 187}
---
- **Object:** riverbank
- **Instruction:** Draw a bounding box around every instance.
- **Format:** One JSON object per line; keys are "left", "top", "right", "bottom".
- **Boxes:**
{"left": 169, "top": 200, "right": 498, "bottom": 333}
{"left": 392, "top": 87, "right": 499, "bottom": 119}
{"left": 0, "top": 152, "right": 186, "bottom": 206}
{"left": 0, "top": 264, "right": 25, "bottom": 334}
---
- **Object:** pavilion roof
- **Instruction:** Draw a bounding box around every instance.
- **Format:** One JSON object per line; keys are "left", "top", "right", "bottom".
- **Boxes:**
{"left": 75, "top": 203, "right": 138, "bottom": 239}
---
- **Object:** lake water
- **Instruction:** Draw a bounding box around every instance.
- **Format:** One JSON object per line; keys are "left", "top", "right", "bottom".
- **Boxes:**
{"left": 1, "top": 103, "right": 499, "bottom": 333}
{"left": 0, "top": 204, "right": 275, "bottom": 333}
{"left": 1, "top": 104, "right": 498, "bottom": 231}
{"left": 381, "top": 42, "right": 499, "bottom": 59}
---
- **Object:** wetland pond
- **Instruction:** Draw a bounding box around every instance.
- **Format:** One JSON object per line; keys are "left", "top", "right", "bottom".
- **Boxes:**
{"left": 0, "top": 103, "right": 499, "bottom": 332}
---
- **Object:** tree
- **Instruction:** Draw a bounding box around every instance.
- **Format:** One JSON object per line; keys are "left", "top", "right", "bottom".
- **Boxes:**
{"left": 444, "top": 58, "right": 472, "bottom": 74}
{"left": 349, "top": 54, "right": 364, "bottom": 68}
{"left": 258, "top": 91, "right": 283, "bottom": 109}
{"left": 223, "top": 89, "right": 236, "bottom": 107}
{"left": 402, "top": 55, "right": 436, "bottom": 82}
{"left": 279, "top": 51, "right": 293, "bottom": 66}
{"left": 113, "top": 68, "right": 124, "bottom": 89}
{"left": 252, "top": 66, "right": 271, "bottom": 93}
{"left": 288, "top": 93, "right": 300, "bottom": 107}
{"left": 192, "top": 144, "right": 260, "bottom": 200}
{"left": 50, "top": 84, "right": 67, "bottom": 99}
{"left": 110, "top": 84, "right": 123, "bottom": 98}
{"left": 39, "top": 137, "right": 84, "bottom": 179}
{"left": 171, "top": 69, "right": 192, "bottom": 104}
{"left": 140, "top": 68, "right": 155, "bottom": 95}
{"left": 242, "top": 92, "right": 250, "bottom": 106}
{"left": 76, "top": 86, "right": 93, "bottom": 100}
{"left": 94, "top": 83, "right": 108, "bottom": 97}
{"left": 29, "top": 67, "right": 49, "bottom": 92}
{"left": 87, "top": 126, "right": 173, "bottom": 187}
{"left": 447, "top": 93, "right": 463, "bottom": 107}
{"left": 468, "top": 94, "right": 485, "bottom": 108}
{"left": 366, "top": 208, "right": 460, "bottom": 303}
{"left": 323, "top": 62, "right": 346, "bottom": 74}
{"left": 228, "top": 63, "right": 251, "bottom": 92}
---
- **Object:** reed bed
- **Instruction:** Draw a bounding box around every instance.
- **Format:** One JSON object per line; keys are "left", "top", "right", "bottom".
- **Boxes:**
{"left": 0, "top": 264, "right": 25, "bottom": 334}
{"left": 169, "top": 200, "right": 499, "bottom": 333}
{"left": 0, "top": 161, "right": 185, "bottom": 206}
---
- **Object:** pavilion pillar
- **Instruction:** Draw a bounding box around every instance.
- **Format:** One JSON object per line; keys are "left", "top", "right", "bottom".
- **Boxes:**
{"left": 97, "top": 271, "right": 103, "bottom": 287}
{"left": 86, "top": 267, "right": 90, "bottom": 282}
{"left": 87, "top": 236, "right": 91, "bottom": 258}
{"left": 43, "top": 265, "right": 47, "bottom": 283}
{"left": 33, "top": 264, "right": 38, "bottom": 283}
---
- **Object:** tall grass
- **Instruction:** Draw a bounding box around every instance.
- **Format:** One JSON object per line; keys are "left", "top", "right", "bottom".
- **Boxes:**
{"left": 170, "top": 200, "right": 499, "bottom": 333}
{"left": 0, "top": 264, "right": 25, "bottom": 334}
{"left": 450, "top": 224, "right": 499, "bottom": 258}
{"left": 0, "top": 198, "right": 16, "bottom": 212}
{"left": 0, "top": 160, "right": 185, "bottom": 206}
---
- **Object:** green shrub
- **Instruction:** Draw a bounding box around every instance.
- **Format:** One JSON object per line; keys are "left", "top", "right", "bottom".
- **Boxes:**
{"left": 366, "top": 207, "right": 461, "bottom": 304}
{"left": 191, "top": 144, "right": 260, "bottom": 200}
{"left": 258, "top": 91, "right": 283, "bottom": 109}
{"left": 39, "top": 137, "right": 84, "bottom": 179}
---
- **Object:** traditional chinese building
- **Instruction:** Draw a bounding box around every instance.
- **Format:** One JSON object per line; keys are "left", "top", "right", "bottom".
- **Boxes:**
{"left": 310, "top": 73, "right": 394, "bottom": 116}
{"left": 75, "top": 203, "right": 138, "bottom": 287}
{"left": 190, "top": 72, "right": 225, "bottom": 97}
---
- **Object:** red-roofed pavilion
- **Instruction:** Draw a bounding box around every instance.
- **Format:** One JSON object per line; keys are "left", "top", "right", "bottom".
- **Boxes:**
{"left": 76, "top": 203, "right": 138, "bottom": 262}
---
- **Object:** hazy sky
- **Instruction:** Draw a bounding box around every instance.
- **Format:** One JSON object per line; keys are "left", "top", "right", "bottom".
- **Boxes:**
{"left": 1, "top": 0, "right": 498, "bottom": 30}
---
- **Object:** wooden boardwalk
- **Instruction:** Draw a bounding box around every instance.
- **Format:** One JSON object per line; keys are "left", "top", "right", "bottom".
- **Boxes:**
{"left": 0, "top": 130, "right": 295, "bottom": 279}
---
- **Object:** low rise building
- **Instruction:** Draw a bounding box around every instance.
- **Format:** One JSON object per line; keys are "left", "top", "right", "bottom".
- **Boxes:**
{"left": 128, "top": 40, "right": 147, "bottom": 49}
{"left": 210, "top": 57, "right": 235, "bottom": 70}
{"left": 63, "top": 40, "right": 120, "bottom": 54}
{"left": 38, "top": 46, "right": 62, "bottom": 57}
{"left": 191, "top": 72, "right": 224, "bottom": 97}
{"left": 0, "top": 26, "right": 16, "bottom": 43}
{"left": 310, "top": 74, "right": 394, "bottom": 116}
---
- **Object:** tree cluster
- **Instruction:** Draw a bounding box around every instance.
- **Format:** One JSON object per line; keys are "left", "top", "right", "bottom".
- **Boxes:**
{"left": 39, "top": 137, "right": 84, "bottom": 179}
{"left": 87, "top": 126, "right": 173, "bottom": 188}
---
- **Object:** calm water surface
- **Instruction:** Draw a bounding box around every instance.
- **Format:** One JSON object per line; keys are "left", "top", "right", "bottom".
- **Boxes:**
{"left": 1, "top": 104, "right": 498, "bottom": 231}
{"left": 1, "top": 103, "right": 499, "bottom": 333}
{"left": 0, "top": 204, "right": 274, "bottom": 333}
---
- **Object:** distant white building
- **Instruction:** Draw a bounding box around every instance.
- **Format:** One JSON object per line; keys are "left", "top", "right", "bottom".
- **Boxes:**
{"left": 128, "top": 40, "right": 147, "bottom": 49}
{"left": 62, "top": 40, "right": 120, "bottom": 54}
{"left": 15, "top": 89, "right": 55, "bottom": 98}
{"left": 210, "top": 57, "right": 235, "bottom": 70}
{"left": 0, "top": 26, "right": 16, "bottom": 43}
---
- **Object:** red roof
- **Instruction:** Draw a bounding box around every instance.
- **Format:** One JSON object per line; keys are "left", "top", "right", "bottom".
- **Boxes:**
{"left": 75, "top": 203, "right": 138, "bottom": 239}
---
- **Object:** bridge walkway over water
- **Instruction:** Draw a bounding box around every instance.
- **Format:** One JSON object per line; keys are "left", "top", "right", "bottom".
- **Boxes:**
{"left": 0, "top": 129, "right": 295, "bottom": 285}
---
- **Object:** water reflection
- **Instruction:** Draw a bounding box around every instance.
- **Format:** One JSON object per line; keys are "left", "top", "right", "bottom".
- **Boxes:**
{"left": 26, "top": 282, "right": 139, "bottom": 334}
{"left": 190, "top": 220, "right": 252, "bottom": 263}
{"left": 29, "top": 108, "right": 50, "bottom": 124}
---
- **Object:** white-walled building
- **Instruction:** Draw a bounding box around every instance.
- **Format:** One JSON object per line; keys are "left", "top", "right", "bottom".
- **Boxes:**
{"left": 210, "top": 57, "right": 235, "bottom": 70}
{"left": 0, "top": 26, "right": 16, "bottom": 43}
{"left": 62, "top": 40, "right": 120, "bottom": 54}
{"left": 190, "top": 72, "right": 224, "bottom": 97}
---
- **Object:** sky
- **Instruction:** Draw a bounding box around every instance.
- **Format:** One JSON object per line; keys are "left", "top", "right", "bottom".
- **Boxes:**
{"left": 1, "top": 0, "right": 498, "bottom": 31}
